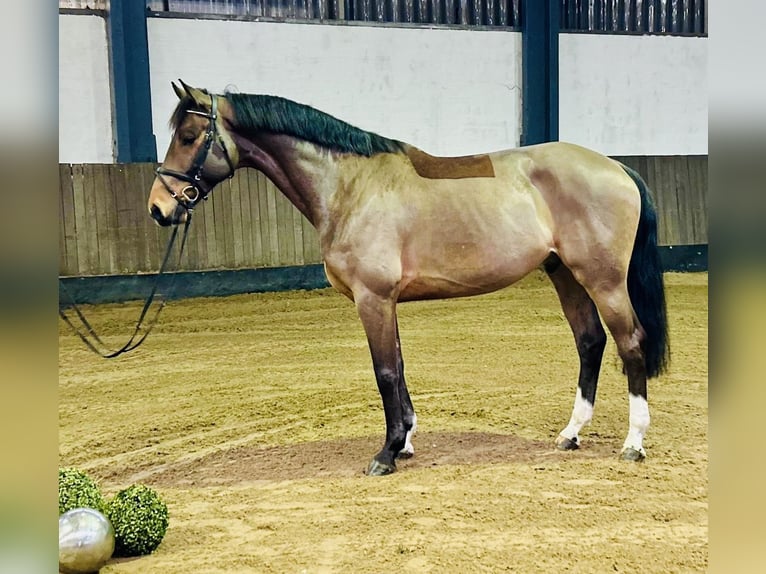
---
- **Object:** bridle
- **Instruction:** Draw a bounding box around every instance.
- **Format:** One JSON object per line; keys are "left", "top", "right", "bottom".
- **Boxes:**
{"left": 59, "top": 96, "right": 235, "bottom": 358}
{"left": 155, "top": 95, "right": 236, "bottom": 210}
{"left": 60, "top": 98, "right": 237, "bottom": 358}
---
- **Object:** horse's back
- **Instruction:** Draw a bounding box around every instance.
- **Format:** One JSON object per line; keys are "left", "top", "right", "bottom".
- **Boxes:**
{"left": 491, "top": 141, "right": 632, "bottom": 190}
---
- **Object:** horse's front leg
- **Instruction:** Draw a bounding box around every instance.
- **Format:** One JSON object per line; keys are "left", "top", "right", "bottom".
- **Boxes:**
{"left": 355, "top": 289, "right": 407, "bottom": 476}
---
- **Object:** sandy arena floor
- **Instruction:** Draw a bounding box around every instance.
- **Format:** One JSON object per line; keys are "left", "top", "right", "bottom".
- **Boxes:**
{"left": 59, "top": 271, "right": 708, "bottom": 573}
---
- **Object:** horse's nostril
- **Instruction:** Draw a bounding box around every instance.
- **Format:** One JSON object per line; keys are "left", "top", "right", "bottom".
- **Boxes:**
{"left": 150, "top": 205, "right": 171, "bottom": 226}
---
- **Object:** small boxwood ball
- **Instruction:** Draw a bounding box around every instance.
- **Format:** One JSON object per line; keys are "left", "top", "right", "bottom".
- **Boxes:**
{"left": 59, "top": 467, "right": 106, "bottom": 515}
{"left": 107, "top": 484, "right": 169, "bottom": 557}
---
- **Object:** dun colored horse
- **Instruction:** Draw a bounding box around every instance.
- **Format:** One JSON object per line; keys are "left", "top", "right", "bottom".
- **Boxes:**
{"left": 148, "top": 81, "right": 669, "bottom": 475}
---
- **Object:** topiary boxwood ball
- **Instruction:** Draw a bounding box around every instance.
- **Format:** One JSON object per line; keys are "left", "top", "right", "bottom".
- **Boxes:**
{"left": 59, "top": 467, "right": 106, "bottom": 515}
{"left": 107, "top": 484, "right": 169, "bottom": 557}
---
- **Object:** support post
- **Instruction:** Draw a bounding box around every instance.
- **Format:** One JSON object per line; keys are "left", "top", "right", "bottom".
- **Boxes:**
{"left": 107, "top": 0, "right": 157, "bottom": 162}
{"left": 521, "top": 0, "right": 559, "bottom": 146}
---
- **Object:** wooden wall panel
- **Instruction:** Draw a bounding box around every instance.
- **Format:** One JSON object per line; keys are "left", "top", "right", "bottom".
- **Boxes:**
{"left": 614, "top": 155, "right": 708, "bottom": 246}
{"left": 59, "top": 156, "right": 705, "bottom": 277}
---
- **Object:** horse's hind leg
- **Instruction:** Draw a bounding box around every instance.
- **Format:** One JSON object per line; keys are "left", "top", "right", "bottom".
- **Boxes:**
{"left": 587, "top": 282, "right": 650, "bottom": 461}
{"left": 545, "top": 257, "right": 607, "bottom": 451}
{"left": 395, "top": 318, "right": 417, "bottom": 459}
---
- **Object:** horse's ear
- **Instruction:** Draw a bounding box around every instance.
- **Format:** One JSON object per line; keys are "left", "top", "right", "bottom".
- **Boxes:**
{"left": 172, "top": 80, "right": 186, "bottom": 100}
{"left": 179, "top": 80, "right": 212, "bottom": 110}
{"left": 178, "top": 79, "right": 194, "bottom": 94}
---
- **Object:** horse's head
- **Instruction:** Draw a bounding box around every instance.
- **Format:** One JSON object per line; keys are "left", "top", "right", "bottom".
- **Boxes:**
{"left": 148, "top": 81, "right": 239, "bottom": 226}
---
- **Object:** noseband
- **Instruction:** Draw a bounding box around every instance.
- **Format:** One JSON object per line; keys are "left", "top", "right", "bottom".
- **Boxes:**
{"left": 155, "top": 96, "right": 235, "bottom": 210}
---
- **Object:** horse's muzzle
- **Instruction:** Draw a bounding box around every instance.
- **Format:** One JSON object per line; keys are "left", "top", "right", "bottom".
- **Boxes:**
{"left": 150, "top": 203, "right": 186, "bottom": 227}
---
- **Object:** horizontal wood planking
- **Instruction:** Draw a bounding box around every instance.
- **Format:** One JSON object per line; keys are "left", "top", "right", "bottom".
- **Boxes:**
{"left": 614, "top": 155, "right": 707, "bottom": 246}
{"left": 59, "top": 156, "right": 706, "bottom": 276}
{"left": 58, "top": 163, "right": 323, "bottom": 277}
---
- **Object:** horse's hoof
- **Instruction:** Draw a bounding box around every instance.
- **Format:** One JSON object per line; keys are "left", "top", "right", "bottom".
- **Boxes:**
{"left": 397, "top": 445, "right": 414, "bottom": 459}
{"left": 366, "top": 459, "right": 396, "bottom": 476}
{"left": 555, "top": 435, "right": 579, "bottom": 451}
{"left": 620, "top": 447, "right": 646, "bottom": 462}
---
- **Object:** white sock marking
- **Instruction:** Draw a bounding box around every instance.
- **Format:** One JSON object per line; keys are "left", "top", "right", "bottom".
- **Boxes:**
{"left": 400, "top": 413, "right": 417, "bottom": 456}
{"left": 559, "top": 387, "right": 594, "bottom": 443}
{"left": 622, "top": 393, "right": 650, "bottom": 455}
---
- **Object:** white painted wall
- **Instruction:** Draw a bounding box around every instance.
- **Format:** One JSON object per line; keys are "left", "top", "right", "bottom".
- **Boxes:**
{"left": 57, "top": 14, "right": 708, "bottom": 163}
{"left": 147, "top": 20, "right": 523, "bottom": 158}
{"left": 559, "top": 34, "right": 708, "bottom": 155}
{"left": 59, "top": 14, "right": 113, "bottom": 163}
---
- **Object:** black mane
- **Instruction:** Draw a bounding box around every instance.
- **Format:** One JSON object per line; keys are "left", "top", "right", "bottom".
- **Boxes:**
{"left": 225, "top": 93, "right": 404, "bottom": 157}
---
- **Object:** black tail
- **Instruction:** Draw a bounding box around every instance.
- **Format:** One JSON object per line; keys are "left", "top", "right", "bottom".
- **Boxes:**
{"left": 621, "top": 164, "right": 670, "bottom": 378}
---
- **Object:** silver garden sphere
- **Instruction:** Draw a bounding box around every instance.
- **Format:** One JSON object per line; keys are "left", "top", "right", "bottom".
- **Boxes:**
{"left": 59, "top": 508, "right": 115, "bottom": 574}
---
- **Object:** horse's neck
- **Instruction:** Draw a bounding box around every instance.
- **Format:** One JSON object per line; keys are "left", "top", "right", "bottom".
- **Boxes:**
{"left": 233, "top": 133, "right": 338, "bottom": 229}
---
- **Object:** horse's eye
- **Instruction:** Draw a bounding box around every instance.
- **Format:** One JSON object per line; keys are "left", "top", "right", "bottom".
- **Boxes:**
{"left": 180, "top": 134, "right": 196, "bottom": 146}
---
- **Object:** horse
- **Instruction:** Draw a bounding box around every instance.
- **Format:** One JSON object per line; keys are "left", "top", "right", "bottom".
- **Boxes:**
{"left": 148, "top": 80, "right": 669, "bottom": 476}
